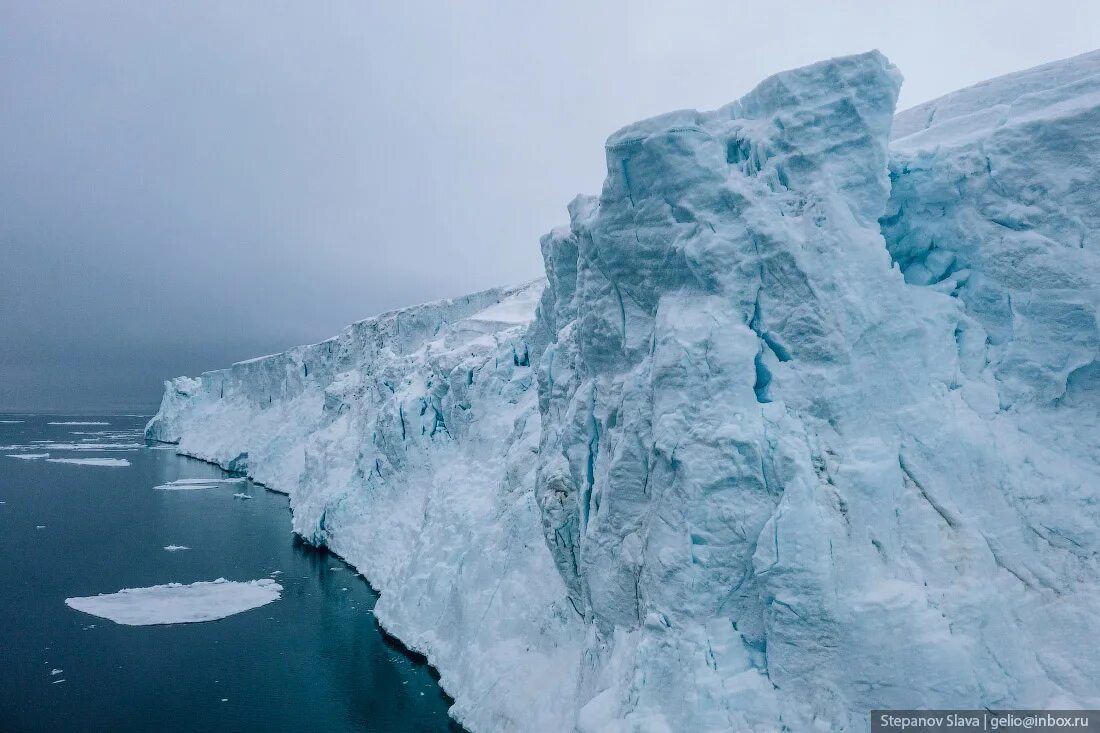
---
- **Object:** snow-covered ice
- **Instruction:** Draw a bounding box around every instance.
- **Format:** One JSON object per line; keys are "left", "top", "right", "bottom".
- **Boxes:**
{"left": 145, "top": 50, "right": 1100, "bottom": 732}
{"left": 46, "top": 458, "right": 130, "bottom": 467}
{"left": 65, "top": 578, "right": 282, "bottom": 625}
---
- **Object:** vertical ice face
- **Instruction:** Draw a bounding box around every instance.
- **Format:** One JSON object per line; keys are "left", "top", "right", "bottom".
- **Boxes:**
{"left": 148, "top": 50, "right": 1100, "bottom": 733}
{"left": 535, "top": 50, "right": 1100, "bottom": 730}
{"left": 885, "top": 49, "right": 1100, "bottom": 414}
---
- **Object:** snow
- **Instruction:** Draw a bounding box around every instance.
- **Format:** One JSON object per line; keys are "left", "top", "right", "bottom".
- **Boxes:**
{"left": 47, "top": 421, "right": 109, "bottom": 426}
{"left": 65, "top": 578, "right": 282, "bottom": 625}
{"left": 6, "top": 453, "right": 49, "bottom": 460}
{"left": 46, "top": 458, "right": 130, "bottom": 467}
{"left": 145, "top": 50, "right": 1100, "bottom": 732}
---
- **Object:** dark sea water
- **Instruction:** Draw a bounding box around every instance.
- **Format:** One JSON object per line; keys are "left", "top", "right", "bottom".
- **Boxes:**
{"left": 0, "top": 414, "right": 458, "bottom": 732}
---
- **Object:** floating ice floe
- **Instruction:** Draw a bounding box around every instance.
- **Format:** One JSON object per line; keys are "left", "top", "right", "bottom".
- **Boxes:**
{"left": 0, "top": 420, "right": 24, "bottom": 424}
{"left": 46, "top": 458, "right": 130, "bottom": 467}
{"left": 232, "top": 493, "right": 252, "bottom": 500}
{"left": 6, "top": 453, "right": 49, "bottom": 460}
{"left": 47, "top": 421, "right": 109, "bottom": 426}
{"left": 163, "top": 545, "right": 191, "bottom": 552}
{"left": 65, "top": 578, "right": 283, "bottom": 625}
{"left": 153, "top": 478, "right": 246, "bottom": 491}
{"left": 1, "top": 442, "right": 141, "bottom": 452}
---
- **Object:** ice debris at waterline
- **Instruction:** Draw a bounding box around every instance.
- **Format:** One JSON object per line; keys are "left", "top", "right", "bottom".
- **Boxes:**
{"left": 65, "top": 578, "right": 282, "bottom": 625}
{"left": 152, "top": 478, "right": 246, "bottom": 491}
{"left": 5, "top": 453, "right": 49, "bottom": 460}
{"left": 46, "top": 458, "right": 130, "bottom": 467}
{"left": 145, "top": 49, "right": 1100, "bottom": 732}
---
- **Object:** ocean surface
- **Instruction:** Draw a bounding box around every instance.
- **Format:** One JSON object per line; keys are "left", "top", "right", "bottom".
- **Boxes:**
{"left": 0, "top": 414, "right": 459, "bottom": 732}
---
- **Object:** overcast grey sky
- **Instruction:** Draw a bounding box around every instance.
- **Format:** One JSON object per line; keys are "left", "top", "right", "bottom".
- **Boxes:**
{"left": 2, "top": 1, "right": 1098, "bottom": 411}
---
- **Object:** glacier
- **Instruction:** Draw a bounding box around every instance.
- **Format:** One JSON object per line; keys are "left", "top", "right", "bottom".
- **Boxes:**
{"left": 147, "top": 50, "right": 1099, "bottom": 732}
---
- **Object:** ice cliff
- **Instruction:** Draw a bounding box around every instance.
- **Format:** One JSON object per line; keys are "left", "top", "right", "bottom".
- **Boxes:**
{"left": 148, "top": 50, "right": 1100, "bottom": 732}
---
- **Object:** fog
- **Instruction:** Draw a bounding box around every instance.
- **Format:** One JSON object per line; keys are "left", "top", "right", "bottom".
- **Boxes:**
{"left": 2, "top": 0, "right": 1097, "bottom": 410}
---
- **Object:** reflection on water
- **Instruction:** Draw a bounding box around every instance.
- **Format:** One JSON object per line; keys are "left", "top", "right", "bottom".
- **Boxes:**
{"left": 0, "top": 414, "right": 461, "bottom": 732}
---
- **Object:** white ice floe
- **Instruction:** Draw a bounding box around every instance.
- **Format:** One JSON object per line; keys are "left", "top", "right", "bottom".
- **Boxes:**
{"left": 50, "top": 669, "right": 62, "bottom": 676}
{"left": 232, "top": 493, "right": 252, "bottom": 500}
{"left": 1, "top": 442, "right": 140, "bottom": 451}
{"left": 153, "top": 478, "right": 245, "bottom": 491}
{"left": 6, "top": 453, "right": 49, "bottom": 460}
{"left": 0, "top": 420, "right": 24, "bottom": 424}
{"left": 65, "top": 578, "right": 282, "bottom": 625}
{"left": 46, "top": 458, "right": 130, "bottom": 467}
{"left": 47, "top": 421, "right": 109, "bottom": 426}
{"left": 163, "top": 545, "right": 191, "bottom": 552}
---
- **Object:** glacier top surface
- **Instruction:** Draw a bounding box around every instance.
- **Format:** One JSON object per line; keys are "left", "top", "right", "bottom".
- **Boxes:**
{"left": 893, "top": 48, "right": 1100, "bottom": 148}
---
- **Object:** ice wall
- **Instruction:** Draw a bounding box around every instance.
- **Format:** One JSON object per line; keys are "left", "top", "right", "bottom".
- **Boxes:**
{"left": 534, "top": 48, "right": 1100, "bottom": 731}
{"left": 149, "top": 50, "right": 1100, "bottom": 732}
{"left": 148, "top": 282, "right": 585, "bottom": 732}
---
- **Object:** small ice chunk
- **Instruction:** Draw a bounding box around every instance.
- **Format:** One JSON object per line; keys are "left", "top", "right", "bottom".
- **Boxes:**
{"left": 65, "top": 578, "right": 283, "bottom": 625}
{"left": 0, "top": 420, "right": 24, "bottom": 424}
{"left": 51, "top": 669, "right": 63, "bottom": 676}
{"left": 36, "top": 525, "right": 46, "bottom": 529}
{"left": 6, "top": 453, "right": 49, "bottom": 460}
{"left": 232, "top": 493, "right": 252, "bottom": 500}
{"left": 47, "top": 458, "right": 130, "bottom": 467}
{"left": 164, "top": 545, "right": 191, "bottom": 552}
{"left": 31, "top": 443, "right": 141, "bottom": 451}
{"left": 52, "top": 679, "right": 66, "bottom": 685}
{"left": 47, "top": 421, "right": 109, "bottom": 426}
{"left": 154, "top": 478, "right": 245, "bottom": 491}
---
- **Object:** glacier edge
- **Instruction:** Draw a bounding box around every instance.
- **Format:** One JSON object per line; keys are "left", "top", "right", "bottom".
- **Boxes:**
{"left": 148, "top": 49, "right": 1100, "bottom": 733}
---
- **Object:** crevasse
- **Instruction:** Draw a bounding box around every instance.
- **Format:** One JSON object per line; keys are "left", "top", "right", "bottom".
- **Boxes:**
{"left": 147, "top": 49, "right": 1100, "bottom": 732}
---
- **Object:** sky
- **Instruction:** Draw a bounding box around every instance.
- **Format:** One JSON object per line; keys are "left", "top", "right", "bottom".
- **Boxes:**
{"left": 2, "top": 1, "right": 1098, "bottom": 412}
